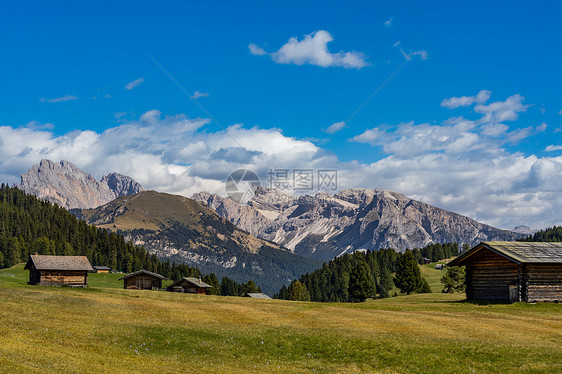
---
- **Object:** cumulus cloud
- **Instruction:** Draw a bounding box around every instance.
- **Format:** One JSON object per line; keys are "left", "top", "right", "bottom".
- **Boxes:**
{"left": 190, "top": 91, "right": 209, "bottom": 99}
{"left": 251, "top": 30, "right": 368, "bottom": 69}
{"left": 474, "top": 94, "right": 529, "bottom": 123}
{"left": 125, "top": 77, "right": 144, "bottom": 90}
{"left": 324, "top": 121, "right": 346, "bottom": 134}
{"left": 441, "top": 90, "right": 491, "bottom": 109}
{"left": 2, "top": 93, "right": 561, "bottom": 230}
{"left": 248, "top": 43, "right": 267, "bottom": 56}
{"left": 39, "top": 95, "right": 78, "bottom": 103}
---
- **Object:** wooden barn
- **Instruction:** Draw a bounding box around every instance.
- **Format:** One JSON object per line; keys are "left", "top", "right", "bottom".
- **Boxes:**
{"left": 167, "top": 277, "right": 211, "bottom": 294}
{"left": 118, "top": 269, "right": 166, "bottom": 290}
{"left": 449, "top": 241, "right": 562, "bottom": 303}
{"left": 25, "top": 255, "right": 94, "bottom": 287}
{"left": 92, "top": 265, "right": 111, "bottom": 273}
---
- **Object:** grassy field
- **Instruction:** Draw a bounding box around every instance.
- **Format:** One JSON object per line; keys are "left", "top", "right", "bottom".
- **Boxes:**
{"left": 1, "top": 264, "right": 561, "bottom": 373}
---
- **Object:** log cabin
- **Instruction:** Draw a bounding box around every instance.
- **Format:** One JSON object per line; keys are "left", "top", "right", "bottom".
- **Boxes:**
{"left": 449, "top": 241, "right": 562, "bottom": 302}
{"left": 166, "top": 277, "right": 211, "bottom": 294}
{"left": 92, "top": 265, "right": 111, "bottom": 273}
{"left": 118, "top": 269, "right": 166, "bottom": 290}
{"left": 25, "top": 255, "right": 94, "bottom": 287}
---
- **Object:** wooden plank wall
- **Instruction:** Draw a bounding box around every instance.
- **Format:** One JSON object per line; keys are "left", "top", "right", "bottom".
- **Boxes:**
{"left": 124, "top": 275, "right": 162, "bottom": 290}
{"left": 526, "top": 264, "right": 562, "bottom": 302}
{"left": 38, "top": 270, "right": 87, "bottom": 286}
{"left": 466, "top": 251, "right": 519, "bottom": 302}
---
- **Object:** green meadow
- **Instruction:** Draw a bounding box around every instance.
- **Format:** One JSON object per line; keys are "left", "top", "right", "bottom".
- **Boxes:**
{"left": 0, "top": 264, "right": 561, "bottom": 373}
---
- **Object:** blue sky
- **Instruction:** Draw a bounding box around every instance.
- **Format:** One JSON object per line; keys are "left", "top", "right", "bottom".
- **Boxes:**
{"left": 0, "top": 1, "right": 561, "bottom": 229}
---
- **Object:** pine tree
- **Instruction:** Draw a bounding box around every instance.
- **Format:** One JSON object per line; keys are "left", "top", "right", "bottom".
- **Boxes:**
{"left": 286, "top": 280, "right": 310, "bottom": 301}
{"left": 393, "top": 250, "right": 423, "bottom": 294}
{"left": 348, "top": 260, "right": 375, "bottom": 302}
{"left": 441, "top": 266, "right": 465, "bottom": 293}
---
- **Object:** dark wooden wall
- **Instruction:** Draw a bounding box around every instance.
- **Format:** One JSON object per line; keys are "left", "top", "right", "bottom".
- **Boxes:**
{"left": 124, "top": 275, "right": 162, "bottom": 290}
{"left": 29, "top": 270, "right": 88, "bottom": 287}
{"left": 466, "top": 251, "right": 519, "bottom": 302}
{"left": 525, "top": 264, "right": 562, "bottom": 302}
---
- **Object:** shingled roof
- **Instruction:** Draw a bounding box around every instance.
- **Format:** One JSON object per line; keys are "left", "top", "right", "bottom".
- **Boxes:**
{"left": 245, "top": 293, "right": 272, "bottom": 299}
{"left": 182, "top": 277, "right": 212, "bottom": 288}
{"left": 117, "top": 269, "right": 167, "bottom": 280}
{"left": 449, "top": 241, "right": 562, "bottom": 266}
{"left": 24, "top": 255, "right": 94, "bottom": 271}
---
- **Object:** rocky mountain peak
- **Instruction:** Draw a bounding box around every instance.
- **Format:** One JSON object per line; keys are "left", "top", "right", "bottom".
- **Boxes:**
{"left": 18, "top": 159, "right": 144, "bottom": 210}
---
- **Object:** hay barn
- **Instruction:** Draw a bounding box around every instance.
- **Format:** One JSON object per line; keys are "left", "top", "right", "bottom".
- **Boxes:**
{"left": 118, "top": 269, "right": 166, "bottom": 290}
{"left": 25, "top": 255, "right": 94, "bottom": 287}
{"left": 92, "top": 265, "right": 111, "bottom": 273}
{"left": 167, "top": 277, "right": 211, "bottom": 294}
{"left": 449, "top": 241, "right": 562, "bottom": 302}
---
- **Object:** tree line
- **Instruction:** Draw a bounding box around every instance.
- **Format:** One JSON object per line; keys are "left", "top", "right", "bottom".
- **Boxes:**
{"left": 0, "top": 185, "right": 254, "bottom": 296}
{"left": 275, "top": 243, "right": 460, "bottom": 302}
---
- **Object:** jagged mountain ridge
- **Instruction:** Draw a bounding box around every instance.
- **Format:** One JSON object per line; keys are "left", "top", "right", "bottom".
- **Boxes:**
{"left": 75, "top": 190, "right": 322, "bottom": 294}
{"left": 192, "top": 187, "right": 523, "bottom": 260}
{"left": 18, "top": 159, "right": 144, "bottom": 209}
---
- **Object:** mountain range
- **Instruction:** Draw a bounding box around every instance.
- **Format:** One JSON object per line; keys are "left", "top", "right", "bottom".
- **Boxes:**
{"left": 73, "top": 190, "right": 321, "bottom": 294}
{"left": 193, "top": 187, "right": 523, "bottom": 260}
{"left": 16, "top": 159, "right": 525, "bottom": 290}
{"left": 18, "top": 159, "right": 144, "bottom": 210}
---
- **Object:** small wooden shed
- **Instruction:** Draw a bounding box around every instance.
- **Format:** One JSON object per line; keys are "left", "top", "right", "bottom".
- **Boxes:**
{"left": 25, "top": 255, "right": 94, "bottom": 287}
{"left": 166, "top": 277, "right": 211, "bottom": 294}
{"left": 449, "top": 241, "right": 562, "bottom": 302}
{"left": 118, "top": 269, "right": 166, "bottom": 290}
{"left": 92, "top": 265, "right": 111, "bottom": 273}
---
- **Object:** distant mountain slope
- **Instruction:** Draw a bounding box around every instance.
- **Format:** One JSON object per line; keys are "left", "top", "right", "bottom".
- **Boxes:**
{"left": 193, "top": 187, "right": 523, "bottom": 260}
{"left": 18, "top": 159, "right": 144, "bottom": 209}
{"left": 75, "top": 191, "right": 321, "bottom": 294}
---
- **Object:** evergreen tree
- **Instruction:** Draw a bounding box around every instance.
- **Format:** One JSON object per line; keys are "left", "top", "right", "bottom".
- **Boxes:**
{"left": 378, "top": 267, "right": 394, "bottom": 298}
{"left": 441, "top": 266, "right": 465, "bottom": 293}
{"left": 286, "top": 280, "right": 310, "bottom": 301}
{"left": 393, "top": 250, "right": 423, "bottom": 294}
{"left": 348, "top": 260, "right": 375, "bottom": 302}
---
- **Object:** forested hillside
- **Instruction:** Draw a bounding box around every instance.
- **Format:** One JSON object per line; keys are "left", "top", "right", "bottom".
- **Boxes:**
{"left": 0, "top": 185, "right": 254, "bottom": 294}
{"left": 276, "top": 243, "right": 460, "bottom": 302}
{"left": 522, "top": 226, "right": 562, "bottom": 242}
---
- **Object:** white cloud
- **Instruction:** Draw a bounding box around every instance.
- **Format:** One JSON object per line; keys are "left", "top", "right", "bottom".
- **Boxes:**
{"left": 558, "top": 109, "right": 562, "bottom": 115}
{"left": 252, "top": 30, "right": 368, "bottom": 69}
{"left": 190, "top": 91, "right": 209, "bottom": 99}
{"left": 2, "top": 93, "right": 562, "bottom": 230}
{"left": 324, "top": 121, "right": 346, "bottom": 134}
{"left": 441, "top": 90, "right": 491, "bottom": 109}
{"left": 125, "top": 77, "right": 144, "bottom": 90}
{"left": 399, "top": 48, "right": 428, "bottom": 61}
{"left": 474, "top": 94, "right": 529, "bottom": 123}
{"left": 385, "top": 18, "right": 393, "bottom": 28}
{"left": 248, "top": 43, "right": 266, "bottom": 56}
{"left": 24, "top": 121, "right": 54, "bottom": 130}
{"left": 39, "top": 95, "right": 78, "bottom": 103}
{"left": 536, "top": 122, "right": 548, "bottom": 132}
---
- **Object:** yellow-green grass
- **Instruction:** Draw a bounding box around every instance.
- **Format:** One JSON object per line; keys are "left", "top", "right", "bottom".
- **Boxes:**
{"left": 420, "top": 263, "right": 447, "bottom": 293}
{"left": 1, "top": 265, "right": 561, "bottom": 373}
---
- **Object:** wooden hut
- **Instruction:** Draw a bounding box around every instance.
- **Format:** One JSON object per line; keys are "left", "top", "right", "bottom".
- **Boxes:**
{"left": 24, "top": 255, "right": 94, "bottom": 287}
{"left": 118, "top": 270, "right": 166, "bottom": 290}
{"left": 166, "top": 277, "right": 211, "bottom": 294}
{"left": 92, "top": 265, "right": 111, "bottom": 273}
{"left": 448, "top": 241, "right": 562, "bottom": 302}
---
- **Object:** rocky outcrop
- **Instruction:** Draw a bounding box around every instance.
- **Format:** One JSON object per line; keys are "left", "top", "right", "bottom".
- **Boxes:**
{"left": 18, "top": 159, "right": 144, "bottom": 210}
{"left": 193, "top": 187, "right": 523, "bottom": 260}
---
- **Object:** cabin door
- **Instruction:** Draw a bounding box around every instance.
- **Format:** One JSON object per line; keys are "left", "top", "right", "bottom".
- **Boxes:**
{"left": 508, "top": 285, "right": 518, "bottom": 303}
